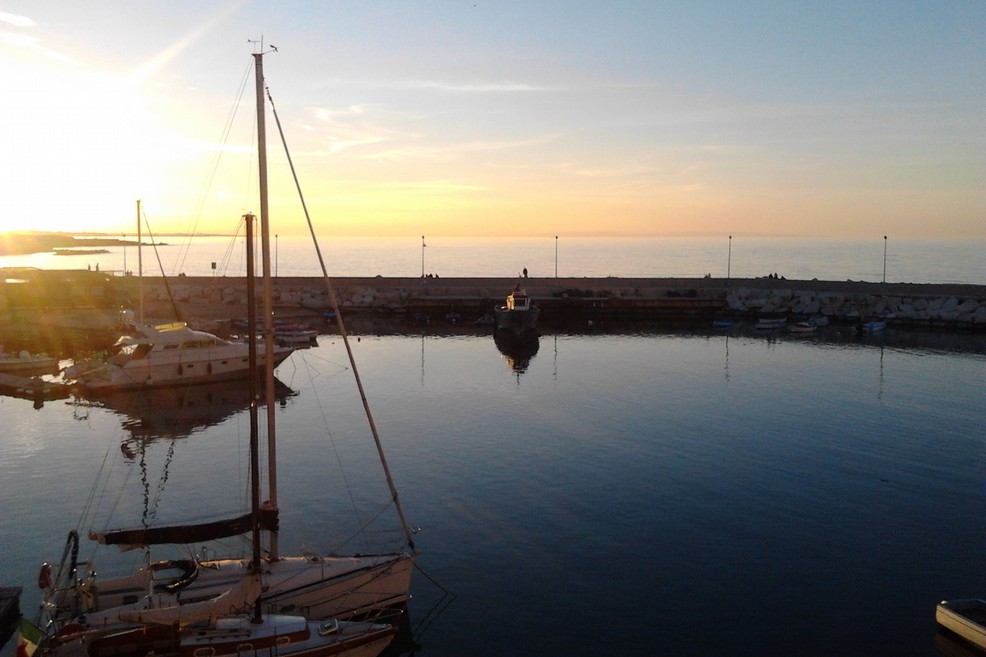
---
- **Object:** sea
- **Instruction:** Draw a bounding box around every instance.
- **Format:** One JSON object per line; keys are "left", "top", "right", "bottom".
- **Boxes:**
{"left": 1, "top": 236, "right": 984, "bottom": 656}
{"left": 1, "top": 235, "right": 984, "bottom": 284}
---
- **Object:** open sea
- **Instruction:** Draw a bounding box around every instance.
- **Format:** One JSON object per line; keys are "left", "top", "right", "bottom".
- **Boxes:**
{"left": 1, "top": 235, "right": 984, "bottom": 284}
{"left": 1, "top": 321, "right": 984, "bottom": 656}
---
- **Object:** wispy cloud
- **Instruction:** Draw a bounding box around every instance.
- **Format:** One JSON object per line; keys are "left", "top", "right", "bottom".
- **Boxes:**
{"left": 129, "top": 0, "right": 245, "bottom": 83}
{"left": 0, "top": 11, "right": 35, "bottom": 28}
{"left": 317, "top": 77, "right": 551, "bottom": 94}
{"left": 305, "top": 105, "right": 418, "bottom": 154}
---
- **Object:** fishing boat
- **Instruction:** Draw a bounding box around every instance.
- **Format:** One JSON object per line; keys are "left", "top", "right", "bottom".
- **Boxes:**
{"left": 493, "top": 284, "right": 539, "bottom": 334}
{"left": 28, "top": 48, "right": 414, "bottom": 645}
{"left": 936, "top": 599, "right": 986, "bottom": 650}
{"left": 27, "top": 218, "right": 397, "bottom": 657}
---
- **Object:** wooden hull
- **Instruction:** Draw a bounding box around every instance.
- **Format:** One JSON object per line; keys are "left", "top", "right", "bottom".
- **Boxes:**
{"left": 937, "top": 599, "right": 986, "bottom": 650}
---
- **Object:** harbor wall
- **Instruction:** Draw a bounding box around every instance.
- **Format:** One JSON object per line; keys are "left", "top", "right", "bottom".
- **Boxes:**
{"left": 139, "top": 275, "right": 986, "bottom": 329}
{"left": 2, "top": 272, "right": 985, "bottom": 357}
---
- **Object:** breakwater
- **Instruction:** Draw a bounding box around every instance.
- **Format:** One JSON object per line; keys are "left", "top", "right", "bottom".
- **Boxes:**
{"left": 1, "top": 272, "right": 984, "bottom": 358}
{"left": 146, "top": 275, "right": 986, "bottom": 331}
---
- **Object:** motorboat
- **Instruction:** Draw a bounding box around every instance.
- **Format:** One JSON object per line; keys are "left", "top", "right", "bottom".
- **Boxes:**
{"left": 64, "top": 311, "right": 294, "bottom": 392}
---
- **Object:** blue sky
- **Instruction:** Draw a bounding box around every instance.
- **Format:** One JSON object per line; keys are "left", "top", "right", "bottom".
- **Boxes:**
{"left": 1, "top": 1, "right": 983, "bottom": 238}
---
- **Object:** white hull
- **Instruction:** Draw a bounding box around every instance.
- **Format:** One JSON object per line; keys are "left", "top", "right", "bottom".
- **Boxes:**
{"left": 937, "top": 599, "right": 986, "bottom": 650}
{"left": 50, "top": 553, "right": 413, "bottom": 631}
{"left": 70, "top": 342, "right": 292, "bottom": 392}
{"left": 46, "top": 614, "right": 396, "bottom": 657}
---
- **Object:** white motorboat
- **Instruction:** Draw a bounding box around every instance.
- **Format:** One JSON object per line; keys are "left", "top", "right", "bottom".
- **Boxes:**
{"left": 64, "top": 311, "right": 294, "bottom": 392}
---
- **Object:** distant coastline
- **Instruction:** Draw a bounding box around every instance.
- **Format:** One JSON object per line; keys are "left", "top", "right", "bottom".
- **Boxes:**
{"left": 0, "top": 233, "right": 138, "bottom": 257}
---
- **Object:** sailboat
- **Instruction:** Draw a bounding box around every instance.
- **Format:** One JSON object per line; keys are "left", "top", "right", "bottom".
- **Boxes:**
{"left": 33, "top": 218, "right": 397, "bottom": 657}
{"left": 64, "top": 200, "right": 295, "bottom": 393}
{"left": 30, "top": 48, "right": 414, "bottom": 645}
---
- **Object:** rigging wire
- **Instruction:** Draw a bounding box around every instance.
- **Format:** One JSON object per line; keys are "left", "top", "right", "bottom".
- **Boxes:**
{"left": 266, "top": 84, "right": 417, "bottom": 552}
{"left": 174, "top": 60, "right": 255, "bottom": 276}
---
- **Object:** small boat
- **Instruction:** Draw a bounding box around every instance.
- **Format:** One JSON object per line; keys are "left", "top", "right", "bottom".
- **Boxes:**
{"left": 936, "top": 599, "right": 986, "bottom": 650}
{"left": 754, "top": 317, "right": 786, "bottom": 330}
{"left": 0, "top": 347, "right": 59, "bottom": 374}
{"left": 493, "top": 284, "right": 539, "bottom": 333}
{"left": 787, "top": 321, "right": 817, "bottom": 334}
{"left": 860, "top": 320, "right": 886, "bottom": 334}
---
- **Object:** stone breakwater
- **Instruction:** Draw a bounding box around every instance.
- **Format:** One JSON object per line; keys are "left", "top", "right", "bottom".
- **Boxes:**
{"left": 724, "top": 285, "right": 986, "bottom": 326}
{"left": 136, "top": 276, "right": 986, "bottom": 331}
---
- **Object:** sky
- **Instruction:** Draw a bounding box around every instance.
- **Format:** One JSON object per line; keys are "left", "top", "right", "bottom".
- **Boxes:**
{"left": 1, "top": 1, "right": 983, "bottom": 239}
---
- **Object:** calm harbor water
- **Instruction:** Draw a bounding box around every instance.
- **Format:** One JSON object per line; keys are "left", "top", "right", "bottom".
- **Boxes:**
{"left": 1, "top": 325, "right": 984, "bottom": 656}
{"left": 2, "top": 235, "right": 984, "bottom": 285}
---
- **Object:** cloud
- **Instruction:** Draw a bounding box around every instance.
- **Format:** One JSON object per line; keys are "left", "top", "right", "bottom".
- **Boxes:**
{"left": 0, "top": 11, "right": 35, "bottom": 28}
{"left": 129, "top": 0, "right": 246, "bottom": 83}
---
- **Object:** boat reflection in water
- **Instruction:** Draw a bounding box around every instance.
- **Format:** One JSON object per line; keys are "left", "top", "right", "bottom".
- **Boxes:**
{"left": 85, "top": 378, "right": 296, "bottom": 441}
{"left": 494, "top": 328, "right": 540, "bottom": 374}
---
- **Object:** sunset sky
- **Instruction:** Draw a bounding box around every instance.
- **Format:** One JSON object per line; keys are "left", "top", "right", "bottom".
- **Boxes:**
{"left": 1, "top": 1, "right": 983, "bottom": 239}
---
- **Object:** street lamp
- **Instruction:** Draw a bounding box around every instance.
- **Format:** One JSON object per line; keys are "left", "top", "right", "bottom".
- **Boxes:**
{"left": 275, "top": 234, "right": 278, "bottom": 278}
{"left": 882, "top": 235, "right": 887, "bottom": 283}
{"left": 727, "top": 235, "right": 732, "bottom": 283}
{"left": 421, "top": 236, "right": 426, "bottom": 278}
{"left": 555, "top": 235, "right": 558, "bottom": 278}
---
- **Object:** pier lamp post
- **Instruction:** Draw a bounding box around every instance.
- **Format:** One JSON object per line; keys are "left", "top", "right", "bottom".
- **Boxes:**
{"left": 882, "top": 235, "right": 887, "bottom": 284}
{"left": 122, "top": 234, "right": 127, "bottom": 274}
{"left": 555, "top": 235, "right": 558, "bottom": 278}
{"left": 421, "top": 236, "right": 426, "bottom": 278}
{"left": 727, "top": 235, "right": 732, "bottom": 283}
{"left": 275, "top": 234, "right": 278, "bottom": 278}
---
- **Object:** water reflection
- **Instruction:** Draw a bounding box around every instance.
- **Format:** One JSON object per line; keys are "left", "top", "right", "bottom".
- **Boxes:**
{"left": 493, "top": 329, "right": 539, "bottom": 374}
{"left": 81, "top": 378, "right": 296, "bottom": 441}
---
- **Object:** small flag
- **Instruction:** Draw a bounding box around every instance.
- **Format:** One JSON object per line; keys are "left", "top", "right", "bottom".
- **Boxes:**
{"left": 17, "top": 617, "right": 44, "bottom": 657}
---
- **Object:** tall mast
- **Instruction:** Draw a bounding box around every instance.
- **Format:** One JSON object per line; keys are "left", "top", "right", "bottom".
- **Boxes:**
{"left": 253, "top": 51, "right": 280, "bottom": 560}
{"left": 137, "top": 199, "right": 144, "bottom": 324}
{"left": 244, "top": 213, "right": 263, "bottom": 623}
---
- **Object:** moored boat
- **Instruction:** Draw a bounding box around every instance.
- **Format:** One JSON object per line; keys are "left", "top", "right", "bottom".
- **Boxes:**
{"left": 63, "top": 312, "right": 294, "bottom": 392}
{"left": 860, "top": 319, "right": 886, "bottom": 334}
{"left": 493, "top": 284, "right": 539, "bottom": 333}
{"left": 0, "top": 347, "right": 59, "bottom": 374}
{"left": 754, "top": 316, "right": 787, "bottom": 330}
{"left": 787, "top": 320, "right": 817, "bottom": 334}
{"left": 936, "top": 599, "right": 986, "bottom": 650}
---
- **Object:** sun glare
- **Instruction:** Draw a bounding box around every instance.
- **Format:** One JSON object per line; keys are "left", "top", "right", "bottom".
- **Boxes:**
{"left": 2, "top": 48, "right": 173, "bottom": 234}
